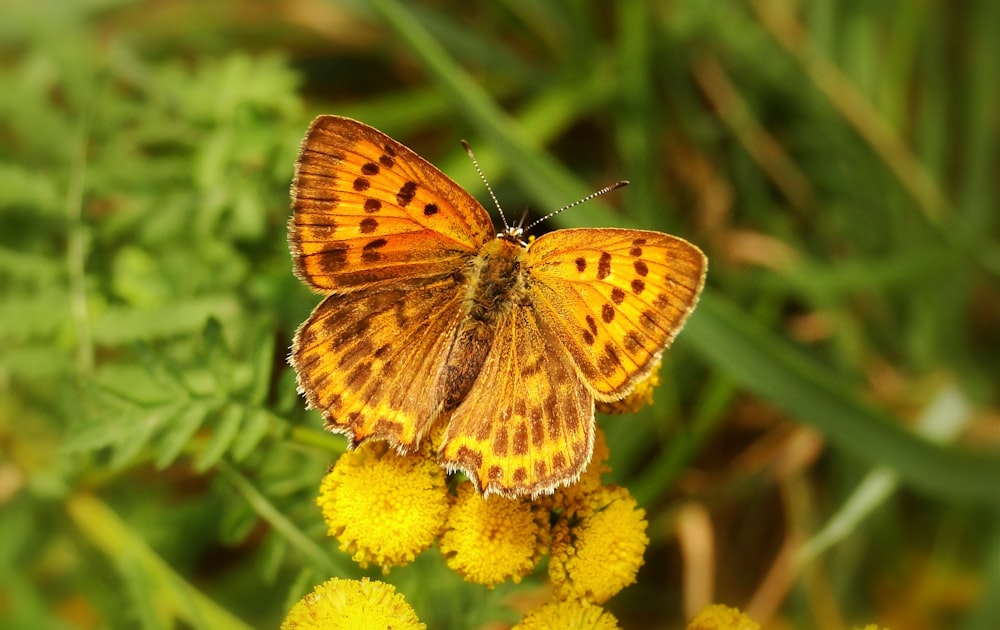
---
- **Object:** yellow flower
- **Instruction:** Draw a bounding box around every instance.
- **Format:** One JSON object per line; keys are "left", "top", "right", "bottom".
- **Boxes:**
{"left": 578, "top": 426, "right": 611, "bottom": 490}
{"left": 545, "top": 427, "right": 610, "bottom": 513}
{"left": 549, "top": 485, "right": 649, "bottom": 604}
{"left": 513, "top": 598, "right": 621, "bottom": 629}
{"left": 685, "top": 604, "right": 760, "bottom": 630}
{"left": 595, "top": 358, "right": 661, "bottom": 415}
{"left": 281, "top": 577, "right": 425, "bottom": 630}
{"left": 316, "top": 441, "right": 448, "bottom": 570}
{"left": 438, "top": 482, "right": 547, "bottom": 586}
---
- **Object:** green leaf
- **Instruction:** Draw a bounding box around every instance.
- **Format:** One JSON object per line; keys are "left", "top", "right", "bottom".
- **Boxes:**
{"left": 194, "top": 404, "right": 244, "bottom": 472}
{"left": 230, "top": 408, "right": 273, "bottom": 462}
{"left": 66, "top": 394, "right": 183, "bottom": 459}
{"left": 154, "top": 402, "right": 211, "bottom": 469}
{"left": 107, "top": 403, "right": 178, "bottom": 469}
{"left": 91, "top": 296, "right": 240, "bottom": 346}
{"left": 0, "top": 290, "right": 71, "bottom": 342}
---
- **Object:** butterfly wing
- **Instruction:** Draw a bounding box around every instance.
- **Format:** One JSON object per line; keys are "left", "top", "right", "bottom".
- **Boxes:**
{"left": 290, "top": 115, "right": 494, "bottom": 292}
{"left": 526, "top": 228, "right": 707, "bottom": 400}
{"left": 292, "top": 274, "right": 464, "bottom": 450}
{"left": 439, "top": 304, "right": 594, "bottom": 497}
{"left": 290, "top": 115, "right": 494, "bottom": 450}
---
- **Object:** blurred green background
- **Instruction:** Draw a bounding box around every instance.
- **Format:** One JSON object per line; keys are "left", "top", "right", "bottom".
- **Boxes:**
{"left": 1, "top": 0, "right": 998, "bottom": 628}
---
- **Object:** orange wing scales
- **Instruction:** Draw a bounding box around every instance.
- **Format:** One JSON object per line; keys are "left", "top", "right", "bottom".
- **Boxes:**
{"left": 292, "top": 278, "right": 463, "bottom": 450}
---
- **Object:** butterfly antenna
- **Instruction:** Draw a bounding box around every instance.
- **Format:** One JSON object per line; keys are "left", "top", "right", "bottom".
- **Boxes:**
{"left": 521, "top": 180, "right": 630, "bottom": 233}
{"left": 461, "top": 140, "right": 510, "bottom": 232}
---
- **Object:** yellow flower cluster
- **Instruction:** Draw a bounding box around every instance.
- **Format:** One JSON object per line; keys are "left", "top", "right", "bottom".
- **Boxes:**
{"left": 282, "top": 586, "right": 893, "bottom": 630}
{"left": 513, "top": 598, "right": 621, "bottom": 629}
{"left": 311, "top": 424, "right": 648, "bottom": 624}
{"left": 289, "top": 402, "right": 894, "bottom": 629}
{"left": 300, "top": 367, "right": 670, "bottom": 626}
{"left": 548, "top": 484, "right": 649, "bottom": 603}
{"left": 686, "top": 605, "right": 760, "bottom": 630}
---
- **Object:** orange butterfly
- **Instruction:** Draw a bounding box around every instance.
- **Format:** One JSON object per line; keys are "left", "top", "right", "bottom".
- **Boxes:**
{"left": 289, "top": 116, "right": 706, "bottom": 498}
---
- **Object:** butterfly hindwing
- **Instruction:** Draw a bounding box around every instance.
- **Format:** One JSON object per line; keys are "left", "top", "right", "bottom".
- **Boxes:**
{"left": 292, "top": 274, "right": 464, "bottom": 451}
{"left": 440, "top": 303, "right": 594, "bottom": 497}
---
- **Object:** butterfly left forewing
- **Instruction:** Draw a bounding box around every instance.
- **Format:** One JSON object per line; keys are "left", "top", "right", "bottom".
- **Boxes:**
{"left": 526, "top": 228, "right": 707, "bottom": 400}
{"left": 290, "top": 115, "right": 494, "bottom": 292}
{"left": 439, "top": 303, "right": 594, "bottom": 497}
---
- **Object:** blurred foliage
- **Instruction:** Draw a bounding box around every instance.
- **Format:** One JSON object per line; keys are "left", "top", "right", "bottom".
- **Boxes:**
{"left": 1, "top": 0, "right": 998, "bottom": 628}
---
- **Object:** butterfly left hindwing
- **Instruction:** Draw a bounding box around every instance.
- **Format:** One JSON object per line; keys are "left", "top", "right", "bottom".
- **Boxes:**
{"left": 293, "top": 275, "right": 464, "bottom": 451}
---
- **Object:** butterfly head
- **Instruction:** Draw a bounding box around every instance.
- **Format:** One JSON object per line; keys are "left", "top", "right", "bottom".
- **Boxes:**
{"left": 497, "top": 224, "right": 528, "bottom": 247}
{"left": 463, "top": 139, "right": 627, "bottom": 249}
{"left": 497, "top": 206, "right": 531, "bottom": 247}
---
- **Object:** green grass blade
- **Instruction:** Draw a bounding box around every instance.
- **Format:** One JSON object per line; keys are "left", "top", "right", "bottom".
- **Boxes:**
{"left": 683, "top": 292, "right": 1000, "bottom": 504}
{"left": 367, "top": 0, "right": 621, "bottom": 225}
{"left": 218, "top": 462, "right": 351, "bottom": 577}
{"left": 66, "top": 493, "right": 256, "bottom": 630}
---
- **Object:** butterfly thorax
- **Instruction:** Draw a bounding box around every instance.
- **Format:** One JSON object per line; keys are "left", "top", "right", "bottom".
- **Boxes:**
{"left": 439, "top": 237, "right": 530, "bottom": 411}
{"left": 463, "top": 237, "right": 530, "bottom": 322}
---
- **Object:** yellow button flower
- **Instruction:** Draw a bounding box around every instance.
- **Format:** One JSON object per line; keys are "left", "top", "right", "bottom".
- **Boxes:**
{"left": 549, "top": 485, "right": 649, "bottom": 604}
{"left": 438, "top": 482, "right": 547, "bottom": 587}
{"left": 316, "top": 441, "right": 449, "bottom": 570}
{"left": 281, "top": 577, "right": 425, "bottom": 630}
{"left": 513, "top": 598, "right": 621, "bottom": 630}
{"left": 596, "top": 358, "right": 661, "bottom": 415}
{"left": 685, "top": 604, "right": 760, "bottom": 630}
{"left": 545, "top": 427, "right": 611, "bottom": 513}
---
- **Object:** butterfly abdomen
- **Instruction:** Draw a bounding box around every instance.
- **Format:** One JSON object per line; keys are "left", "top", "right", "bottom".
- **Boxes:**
{"left": 440, "top": 238, "right": 531, "bottom": 411}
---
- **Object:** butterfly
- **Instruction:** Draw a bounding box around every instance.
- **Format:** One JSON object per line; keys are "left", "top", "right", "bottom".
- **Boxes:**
{"left": 289, "top": 116, "right": 707, "bottom": 498}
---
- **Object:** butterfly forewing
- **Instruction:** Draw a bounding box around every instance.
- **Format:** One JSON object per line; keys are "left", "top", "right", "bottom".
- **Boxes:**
{"left": 290, "top": 116, "right": 494, "bottom": 292}
{"left": 526, "top": 228, "right": 707, "bottom": 399}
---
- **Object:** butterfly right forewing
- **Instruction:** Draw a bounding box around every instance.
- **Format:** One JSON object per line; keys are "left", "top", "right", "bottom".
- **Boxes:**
{"left": 526, "top": 228, "right": 707, "bottom": 400}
